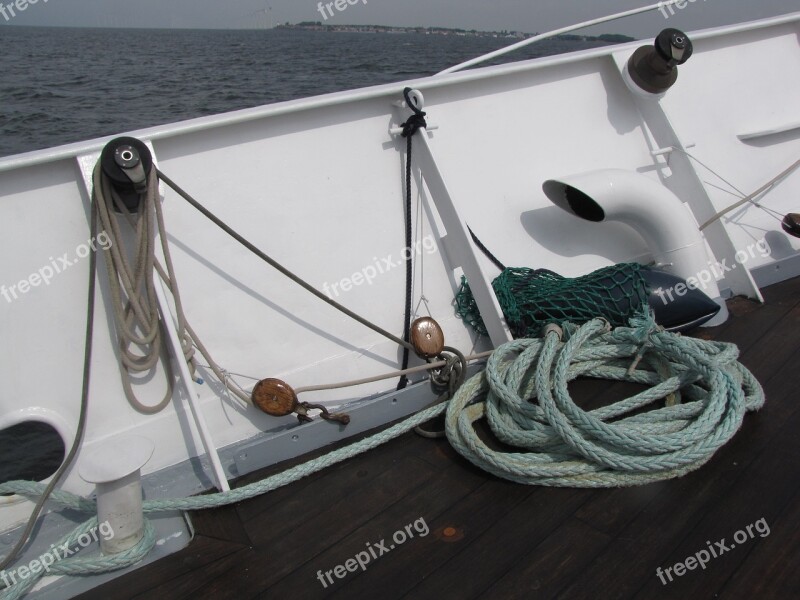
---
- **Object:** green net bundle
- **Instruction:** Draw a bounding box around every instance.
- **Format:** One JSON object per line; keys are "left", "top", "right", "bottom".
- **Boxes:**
{"left": 455, "top": 263, "right": 649, "bottom": 338}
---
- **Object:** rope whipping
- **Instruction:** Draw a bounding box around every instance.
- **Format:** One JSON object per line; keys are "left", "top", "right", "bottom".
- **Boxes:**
{"left": 397, "top": 87, "right": 428, "bottom": 390}
{"left": 0, "top": 313, "right": 764, "bottom": 595}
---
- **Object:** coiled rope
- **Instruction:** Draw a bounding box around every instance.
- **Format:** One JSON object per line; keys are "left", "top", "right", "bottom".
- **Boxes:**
{"left": 0, "top": 314, "right": 763, "bottom": 597}
{"left": 95, "top": 166, "right": 258, "bottom": 409}
{"left": 446, "top": 315, "right": 764, "bottom": 487}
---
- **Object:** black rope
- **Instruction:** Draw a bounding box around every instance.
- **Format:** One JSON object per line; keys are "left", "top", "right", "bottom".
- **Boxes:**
{"left": 467, "top": 226, "right": 507, "bottom": 272}
{"left": 155, "top": 170, "right": 416, "bottom": 354}
{"left": 397, "top": 88, "right": 427, "bottom": 391}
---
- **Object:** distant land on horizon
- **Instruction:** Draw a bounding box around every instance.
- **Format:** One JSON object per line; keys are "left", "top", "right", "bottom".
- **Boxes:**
{"left": 278, "top": 22, "right": 636, "bottom": 43}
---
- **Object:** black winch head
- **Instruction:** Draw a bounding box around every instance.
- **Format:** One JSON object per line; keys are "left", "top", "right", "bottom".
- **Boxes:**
{"left": 100, "top": 137, "right": 153, "bottom": 212}
{"left": 782, "top": 213, "right": 800, "bottom": 238}
{"left": 627, "top": 28, "right": 694, "bottom": 94}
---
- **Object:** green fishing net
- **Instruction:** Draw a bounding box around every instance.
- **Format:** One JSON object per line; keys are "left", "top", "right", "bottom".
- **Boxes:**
{"left": 455, "top": 263, "right": 649, "bottom": 338}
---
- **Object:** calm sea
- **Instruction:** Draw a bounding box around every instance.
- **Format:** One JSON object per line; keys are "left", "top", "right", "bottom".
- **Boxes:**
{"left": 0, "top": 26, "right": 615, "bottom": 158}
{"left": 0, "top": 26, "right": 614, "bottom": 482}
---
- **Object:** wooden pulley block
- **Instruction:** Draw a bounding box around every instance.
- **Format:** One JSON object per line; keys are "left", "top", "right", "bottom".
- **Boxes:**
{"left": 251, "top": 378, "right": 298, "bottom": 417}
{"left": 411, "top": 317, "right": 445, "bottom": 359}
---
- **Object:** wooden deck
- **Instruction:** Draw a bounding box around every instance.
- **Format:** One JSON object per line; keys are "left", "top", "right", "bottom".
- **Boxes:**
{"left": 77, "top": 277, "right": 800, "bottom": 600}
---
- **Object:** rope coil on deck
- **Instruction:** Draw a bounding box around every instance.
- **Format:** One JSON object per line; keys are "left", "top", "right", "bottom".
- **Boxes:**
{"left": 0, "top": 315, "right": 764, "bottom": 597}
{"left": 446, "top": 315, "right": 764, "bottom": 487}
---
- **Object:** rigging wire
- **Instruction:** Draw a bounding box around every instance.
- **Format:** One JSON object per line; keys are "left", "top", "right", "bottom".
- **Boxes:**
{"left": 672, "top": 148, "right": 800, "bottom": 230}
{"left": 156, "top": 170, "right": 416, "bottom": 355}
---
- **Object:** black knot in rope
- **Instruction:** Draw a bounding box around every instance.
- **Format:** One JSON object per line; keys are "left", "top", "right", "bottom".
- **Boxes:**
{"left": 400, "top": 87, "right": 427, "bottom": 138}
{"left": 401, "top": 113, "right": 427, "bottom": 138}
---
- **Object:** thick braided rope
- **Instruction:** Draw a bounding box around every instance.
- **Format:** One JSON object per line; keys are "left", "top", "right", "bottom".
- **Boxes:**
{"left": 0, "top": 401, "right": 447, "bottom": 598}
{"left": 0, "top": 400, "right": 445, "bottom": 514}
{"left": 0, "top": 518, "right": 155, "bottom": 600}
{"left": 445, "top": 316, "right": 764, "bottom": 487}
{"left": 0, "top": 317, "right": 764, "bottom": 593}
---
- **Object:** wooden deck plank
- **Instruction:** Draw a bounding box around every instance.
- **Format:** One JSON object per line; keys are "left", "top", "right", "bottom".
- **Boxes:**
{"left": 241, "top": 450, "right": 433, "bottom": 548}
{"left": 74, "top": 278, "right": 800, "bottom": 600}
{"left": 75, "top": 535, "right": 247, "bottom": 600}
{"left": 554, "top": 346, "right": 800, "bottom": 599}
{"left": 479, "top": 517, "right": 611, "bottom": 600}
{"left": 718, "top": 485, "right": 800, "bottom": 599}
{"left": 267, "top": 443, "right": 488, "bottom": 599}
{"left": 131, "top": 547, "right": 253, "bottom": 600}
{"left": 401, "top": 486, "right": 594, "bottom": 599}
{"left": 632, "top": 393, "right": 800, "bottom": 599}
{"left": 188, "top": 452, "right": 437, "bottom": 599}
{"left": 190, "top": 503, "right": 252, "bottom": 546}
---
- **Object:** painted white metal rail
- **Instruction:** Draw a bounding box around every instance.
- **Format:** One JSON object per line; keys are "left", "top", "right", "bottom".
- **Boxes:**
{"left": 2, "top": 12, "right": 796, "bottom": 176}
{"left": 438, "top": 1, "right": 685, "bottom": 75}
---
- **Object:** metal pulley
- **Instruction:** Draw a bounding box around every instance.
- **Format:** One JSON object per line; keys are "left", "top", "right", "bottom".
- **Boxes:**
{"left": 626, "top": 28, "right": 694, "bottom": 94}
{"left": 251, "top": 378, "right": 350, "bottom": 424}
{"left": 410, "top": 317, "right": 446, "bottom": 359}
{"left": 99, "top": 136, "right": 154, "bottom": 212}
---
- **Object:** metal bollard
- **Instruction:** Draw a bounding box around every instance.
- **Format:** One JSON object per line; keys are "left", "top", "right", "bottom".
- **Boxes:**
{"left": 79, "top": 435, "right": 154, "bottom": 554}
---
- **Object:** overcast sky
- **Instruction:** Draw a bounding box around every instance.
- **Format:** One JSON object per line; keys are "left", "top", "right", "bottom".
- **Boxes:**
{"left": 1, "top": 1, "right": 796, "bottom": 37}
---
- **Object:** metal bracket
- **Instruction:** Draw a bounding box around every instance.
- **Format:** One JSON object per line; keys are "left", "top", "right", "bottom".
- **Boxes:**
{"left": 77, "top": 143, "right": 231, "bottom": 492}
{"left": 389, "top": 91, "right": 439, "bottom": 136}
{"left": 611, "top": 50, "right": 763, "bottom": 303}
{"left": 389, "top": 90, "right": 513, "bottom": 347}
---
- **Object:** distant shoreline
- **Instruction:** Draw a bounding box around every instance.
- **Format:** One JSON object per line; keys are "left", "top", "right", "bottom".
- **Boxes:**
{"left": 278, "top": 22, "right": 635, "bottom": 43}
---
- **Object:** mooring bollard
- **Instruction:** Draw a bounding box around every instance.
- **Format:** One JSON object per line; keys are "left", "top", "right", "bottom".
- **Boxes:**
{"left": 79, "top": 435, "right": 154, "bottom": 554}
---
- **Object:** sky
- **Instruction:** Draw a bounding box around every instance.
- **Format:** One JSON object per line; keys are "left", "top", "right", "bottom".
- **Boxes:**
{"left": 0, "top": 0, "right": 797, "bottom": 37}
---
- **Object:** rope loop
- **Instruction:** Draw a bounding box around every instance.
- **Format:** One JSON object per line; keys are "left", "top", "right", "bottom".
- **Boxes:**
{"left": 0, "top": 517, "right": 155, "bottom": 600}
{"left": 445, "top": 313, "right": 765, "bottom": 487}
{"left": 429, "top": 346, "right": 468, "bottom": 397}
{"left": 0, "top": 314, "right": 765, "bottom": 593}
{"left": 400, "top": 87, "right": 427, "bottom": 138}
